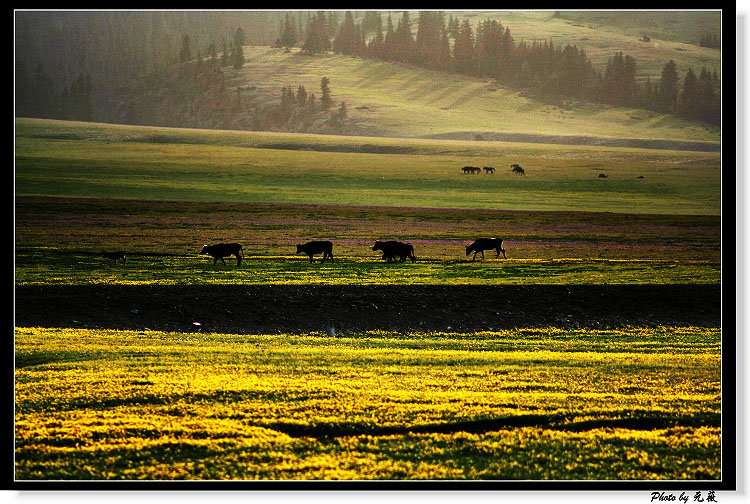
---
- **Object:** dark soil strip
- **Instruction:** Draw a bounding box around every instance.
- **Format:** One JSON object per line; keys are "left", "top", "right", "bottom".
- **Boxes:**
{"left": 15, "top": 284, "right": 720, "bottom": 334}
{"left": 266, "top": 412, "right": 721, "bottom": 439}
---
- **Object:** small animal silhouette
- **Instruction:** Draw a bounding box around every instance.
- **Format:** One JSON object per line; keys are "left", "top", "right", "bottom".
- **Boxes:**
{"left": 296, "top": 240, "right": 334, "bottom": 263}
{"left": 372, "top": 240, "right": 416, "bottom": 263}
{"left": 466, "top": 238, "right": 507, "bottom": 261}
{"left": 201, "top": 243, "right": 244, "bottom": 266}
{"left": 101, "top": 250, "right": 126, "bottom": 265}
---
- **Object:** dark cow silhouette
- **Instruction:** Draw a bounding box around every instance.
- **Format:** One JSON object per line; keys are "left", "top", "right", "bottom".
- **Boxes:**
{"left": 101, "top": 250, "right": 126, "bottom": 265}
{"left": 462, "top": 166, "right": 481, "bottom": 174}
{"left": 483, "top": 166, "right": 495, "bottom": 174}
{"left": 598, "top": 173, "right": 608, "bottom": 178}
{"left": 511, "top": 164, "right": 525, "bottom": 175}
{"left": 201, "top": 243, "right": 244, "bottom": 265}
{"left": 296, "top": 240, "right": 334, "bottom": 263}
{"left": 466, "top": 238, "right": 507, "bottom": 261}
{"left": 373, "top": 240, "right": 416, "bottom": 263}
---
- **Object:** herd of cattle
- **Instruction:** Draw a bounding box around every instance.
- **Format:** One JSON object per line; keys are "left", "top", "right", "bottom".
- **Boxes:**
{"left": 463, "top": 164, "right": 525, "bottom": 175}
{"left": 102, "top": 238, "right": 507, "bottom": 266}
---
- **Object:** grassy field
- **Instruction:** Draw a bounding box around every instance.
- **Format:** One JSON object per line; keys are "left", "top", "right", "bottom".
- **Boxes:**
{"left": 15, "top": 119, "right": 721, "bottom": 215}
{"left": 15, "top": 326, "right": 720, "bottom": 480}
{"left": 14, "top": 114, "right": 723, "bottom": 482}
{"left": 226, "top": 45, "right": 721, "bottom": 142}
{"left": 15, "top": 196, "right": 721, "bottom": 286}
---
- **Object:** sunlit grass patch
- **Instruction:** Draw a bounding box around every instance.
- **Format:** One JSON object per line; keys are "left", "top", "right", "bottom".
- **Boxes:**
{"left": 14, "top": 249, "right": 720, "bottom": 286}
{"left": 15, "top": 119, "right": 721, "bottom": 215}
{"left": 15, "top": 326, "right": 721, "bottom": 480}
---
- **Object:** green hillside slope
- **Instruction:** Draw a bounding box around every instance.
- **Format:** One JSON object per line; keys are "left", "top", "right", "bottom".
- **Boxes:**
{"left": 451, "top": 11, "right": 721, "bottom": 81}
{"left": 225, "top": 46, "right": 719, "bottom": 144}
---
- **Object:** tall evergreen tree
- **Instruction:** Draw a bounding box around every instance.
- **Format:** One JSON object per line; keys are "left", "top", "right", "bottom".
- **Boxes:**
{"left": 367, "top": 17, "right": 385, "bottom": 60}
{"left": 320, "top": 76, "right": 332, "bottom": 110}
{"left": 383, "top": 13, "right": 396, "bottom": 58}
{"left": 677, "top": 67, "right": 698, "bottom": 121}
{"left": 296, "top": 85, "right": 308, "bottom": 108}
{"left": 333, "top": 11, "right": 364, "bottom": 56}
{"left": 697, "top": 66, "right": 720, "bottom": 125}
{"left": 415, "top": 11, "right": 445, "bottom": 70}
{"left": 179, "top": 34, "right": 192, "bottom": 62}
{"left": 281, "top": 13, "right": 297, "bottom": 48}
{"left": 393, "top": 12, "right": 414, "bottom": 64}
{"left": 658, "top": 60, "right": 679, "bottom": 114}
{"left": 302, "top": 11, "right": 329, "bottom": 54}
{"left": 453, "top": 20, "right": 474, "bottom": 75}
{"left": 225, "top": 27, "right": 245, "bottom": 70}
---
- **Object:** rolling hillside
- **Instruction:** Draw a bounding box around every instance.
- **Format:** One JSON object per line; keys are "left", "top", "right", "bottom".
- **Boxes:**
{"left": 450, "top": 11, "right": 721, "bottom": 81}
{"left": 219, "top": 45, "right": 720, "bottom": 144}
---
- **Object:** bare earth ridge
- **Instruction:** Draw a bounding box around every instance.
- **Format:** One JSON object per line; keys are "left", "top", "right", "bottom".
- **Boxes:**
{"left": 15, "top": 284, "right": 720, "bottom": 334}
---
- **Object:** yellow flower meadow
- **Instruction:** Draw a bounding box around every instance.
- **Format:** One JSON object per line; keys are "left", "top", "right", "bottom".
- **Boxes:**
{"left": 15, "top": 326, "right": 721, "bottom": 480}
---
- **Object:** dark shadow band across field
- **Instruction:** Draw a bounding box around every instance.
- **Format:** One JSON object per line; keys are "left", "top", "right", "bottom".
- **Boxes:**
{"left": 15, "top": 284, "right": 721, "bottom": 334}
{"left": 267, "top": 411, "right": 721, "bottom": 440}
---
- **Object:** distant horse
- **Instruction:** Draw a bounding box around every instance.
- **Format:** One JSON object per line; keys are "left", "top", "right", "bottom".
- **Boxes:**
{"left": 466, "top": 238, "right": 507, "bottom": 261}
{"left": 483, "top": 166, "right": 495, "bottom": 174}
{"left": 101, "top": 250, "right": 126, "bottom": 265}
{"left": 511, "top": 164, "right": 525, "bottom": 175}
{"left": 462, "top": 166, "right": 481, "bottom": 174}
{"left": 598, "top": 173, "right": 608, "bottom": 178}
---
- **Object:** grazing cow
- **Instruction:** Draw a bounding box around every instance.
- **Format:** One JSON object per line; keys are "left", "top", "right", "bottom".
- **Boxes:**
{"left": 101, "top": 250, "right": 126, "bottom": 265}
{"left": 598, "top": 173, "right": 608, "bottom": 178}
{"left": 201, "top": 243, "right": 244, "bottom": 265}
{"left": 466, "top": 238, "right": 507, "bottom": 261}
{"left": 296, "top": 240, "right": 334, "bottom": 263}
{"left": 373, "top": 240, "right": 416, "bottom": 263}
{"left": 483, "top": 166, "right": 495, "bottom": 174}
{"left": 511, "top": 164, "right": 525, "bottom": 175}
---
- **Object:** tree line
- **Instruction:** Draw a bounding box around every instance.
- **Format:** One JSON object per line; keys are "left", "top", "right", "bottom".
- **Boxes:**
{"left": 15, "top": 11, "right": 721, "bottom": 128}
{"left": 314, "top": 11, "right": 720, "bottom": 126}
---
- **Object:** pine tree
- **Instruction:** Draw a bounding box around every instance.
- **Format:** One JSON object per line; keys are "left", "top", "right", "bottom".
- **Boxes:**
{"left": 453, "top": 20, "right": 474, "bottom": 75}
{"left": 179, "top": 34, "right": 192, "bottom": 62}
{"left": 383, "top": 13, "right": 396, "bottom": 59}
{"left": 333, "top": 11, "right": 363, "bottom": 56}
{"left": 230, "top": 28, "right": 245, "bottom": 70}
{"left": 362, "top": 11, "right": 382, "bottom": 38}
{"left": 393, "top": 11, "right": 414, "bottom": 64}
{"left": 367, "top": 18, "right": 385, "bottom": 59}
{"left": 448, "top": 15, "right": 459, "bottom": 39}
{"left": 320, "top": 76, "right": 332, "bottom": 110}
{"left": 658, "top": 60, "right": 679, "bottom": 114}
{"left": 697, "top": 66, "right": 719, "bottom": 125}
{"left": 221, "top": 37, "right": 230, "bottom": 66}
{"left": 302, "top": 11, "right": 329, "bottom": 54}
{"left": 281, "top": 13, "right": 297, "bottom": 48}
{"left": 415, "top": 11, "right": 444, "bottom": 70}
{"left": 207, "top": 40, "right": 218, "bottom": 70}
{"left": 280, "top": 85, "right": 296, "bottom": 122}
{"left": 677, "top": 67, "right": 698, "bottom": 121}
{"left": 296, "top": 85, "right": 307, "bottom": 108}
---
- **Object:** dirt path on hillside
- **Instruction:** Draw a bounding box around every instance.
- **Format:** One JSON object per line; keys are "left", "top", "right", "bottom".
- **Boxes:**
{"left": 15, "top": 284, "right": 721, "bottom": 334}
